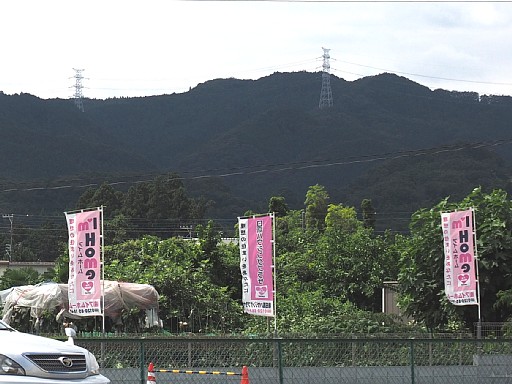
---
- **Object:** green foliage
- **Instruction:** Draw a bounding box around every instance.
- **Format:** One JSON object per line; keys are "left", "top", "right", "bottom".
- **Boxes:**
{"left": 75, "top": 174, "right": 209, "bottom": 242}
{"left": 122, "top": 174, "right": 192, "bottom": 223}
{"left": 87, "top": 183, "right": 417, "bottom": 335}
{"left": 344, "top": 148, "right": 511, "bottom": 232}
{"left": 398, "top": 187, "right": 512, "bottom": 330}
{"left": 315, "top": 226, "right": 397, "bottom": 311}
{"left": 0, "top": 267, "right": 42, "bottom": 289}
{"left": 245, "top": 290, "right": 413, "bottom": 335}
{"left": 1, "top": 74, "right": 512, "bottom": 230}
{"left": 304, "top": 184, "right": 329, "bottom": 231}
{"left": 259, "top": 187, "right": 409, "bottom": 334}
{"left": 269, "top": 196, "right": 289, "bottom": 217}
{"left": 14, "top": 182, "right": 512, "bottom": 335}
{"left": 196, "top": 220, "right": 240, "bottom": 289}
{"left": 325, "top": 204, "right": 361, "bottom": 233}
{"left": 76, "top": 183, "right": 124, "bottom": 215}
{"left": 7, "top": 221, "right": 66, "bottom": 262}
{"left": 361, "top": 199, "right": 376, "bottom": 230}
{"left": 104, "top": 236, "right": 244, "bottom": 334}
{"left": 2, "top": 70, "right": 512, "bottom": 335}
{"left": 49, "top": 252, "right": 69, "bottom": 283}
{"left": 104, "top": 214, "right": 130, "bottom": 245}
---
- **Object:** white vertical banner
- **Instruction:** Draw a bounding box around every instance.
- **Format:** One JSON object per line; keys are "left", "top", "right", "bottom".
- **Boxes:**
{"left": 65, "top": 208, "right": 103, "bottom": 316}
{"left": 441, "top": 208, "right": 479, "bottom": 306}
{"left": 238, "top": 214, "right": 275, "bottom": 317}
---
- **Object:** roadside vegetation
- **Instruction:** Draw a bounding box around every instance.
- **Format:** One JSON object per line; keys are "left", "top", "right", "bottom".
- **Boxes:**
{"left": 2, "top": 176, "right": 512, "bottom": 337}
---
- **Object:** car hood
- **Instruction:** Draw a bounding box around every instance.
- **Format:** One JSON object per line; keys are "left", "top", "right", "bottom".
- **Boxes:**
{"left": 0, "top": 330, "right": 85, "bottom": 354}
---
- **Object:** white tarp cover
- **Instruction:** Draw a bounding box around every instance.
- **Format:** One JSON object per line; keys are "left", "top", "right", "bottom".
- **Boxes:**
{"left": 1, "top": 281, "right": 160, "bottom": 326}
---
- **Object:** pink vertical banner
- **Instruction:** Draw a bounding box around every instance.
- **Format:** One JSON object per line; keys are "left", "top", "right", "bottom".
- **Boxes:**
{"left": 441, "top": 208, "right": 478, "bottom": 306}
{"left": 238, "top": 215, "right": 274, "bottom": 317}
{"left": 65, "top": 209, "right": 103, "bottom": 316}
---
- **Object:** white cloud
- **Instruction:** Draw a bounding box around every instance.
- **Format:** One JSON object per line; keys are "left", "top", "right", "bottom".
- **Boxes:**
{"left": 0, "top": 1, "right": 511, "bottom": 99}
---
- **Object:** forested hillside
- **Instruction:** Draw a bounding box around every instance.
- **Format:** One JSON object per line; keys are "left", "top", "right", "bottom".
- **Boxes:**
{"left": 1, "top": 72, "right": 511, "bottom": 231}
{"left": 2, "top": 73, "right": 512, "bottom": 334}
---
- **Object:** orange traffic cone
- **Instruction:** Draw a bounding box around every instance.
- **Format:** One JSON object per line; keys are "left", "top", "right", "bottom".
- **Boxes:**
{"left": 147, "top": 362, "right": 156, "bottom": 384}
{"left": 240, "top": 365, "right": 249, "bottom": 384}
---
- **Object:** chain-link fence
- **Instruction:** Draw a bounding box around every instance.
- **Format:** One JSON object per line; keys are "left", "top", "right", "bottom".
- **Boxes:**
{"left": 475, "top": 322, "right": 512, "bottom": 338}
{"left": 74, "top": 336, "right": 512, "bottom": 384}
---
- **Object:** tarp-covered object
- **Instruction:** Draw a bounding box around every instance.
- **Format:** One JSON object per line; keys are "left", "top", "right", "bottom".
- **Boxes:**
{"left": 1, "top": 281, "right": 160, "bottom": 327}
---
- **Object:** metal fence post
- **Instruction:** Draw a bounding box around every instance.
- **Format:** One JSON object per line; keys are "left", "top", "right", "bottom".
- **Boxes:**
{"left": 409, "top": 339, "right": 415, "bottom": 384}
{"left": 477, "top": 321, "right": 483, "bottom": 356}
{"left": 276, "top": 338, "right": 283, "bottom": 384}
{"left": 351, "top": 336, "right": 357, "bottom": 366}
{"left": 139, "top": 340, "right": 146, "bottom": 384}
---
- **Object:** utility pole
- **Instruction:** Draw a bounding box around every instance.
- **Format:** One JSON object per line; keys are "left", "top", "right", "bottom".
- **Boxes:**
{"left": 318, "top": 47, "right": 333, "bottom": 109}
{"left": 72, "top": 68, "right": 85, "bottom": 112}
{"left": 2, "top": 214, "right": 13, "bottom": 262}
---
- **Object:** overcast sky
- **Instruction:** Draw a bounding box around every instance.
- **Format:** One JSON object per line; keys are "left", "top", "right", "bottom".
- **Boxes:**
{"left": 1, "top": 1, "right": 511, "bottom": 100}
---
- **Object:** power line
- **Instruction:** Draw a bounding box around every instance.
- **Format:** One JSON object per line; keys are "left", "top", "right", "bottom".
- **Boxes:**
{"left": 0, "top": 139, "right": 509, "bottom": 194}
{"left": 78, "top": 53, "right": 511, "bottom": 97}
{"left": 0, "top": 211, "right": 418, "bottom": 234}
{"left": 332, "top": 58, "right": 512, "bottom": 87}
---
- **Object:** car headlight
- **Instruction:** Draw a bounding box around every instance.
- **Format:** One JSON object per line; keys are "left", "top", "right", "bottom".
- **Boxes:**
{"left": 0, "top": 354, "right": 25, "bottom": 376}
{"left": 88, "top": 352, "right": 100, "bottom": 376}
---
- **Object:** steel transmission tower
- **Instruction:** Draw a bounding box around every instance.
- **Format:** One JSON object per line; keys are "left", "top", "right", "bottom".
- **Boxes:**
{"left": 72, "top": 68, "right": 85, "bottom": 112}
{"left": 318, "top": 47, "right": 333, "bottom": 109}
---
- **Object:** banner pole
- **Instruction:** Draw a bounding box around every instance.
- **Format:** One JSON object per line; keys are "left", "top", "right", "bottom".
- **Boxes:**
{"left": 472, "top": 208, "right": 482, "bottom": 338}
{"left": 100, "top": 205, "right": 105, "bottom": 337}
{"left": 99, "top": 206, "right": 105, "bottom": 368}
{"left": 272, "top": 212, "right": 277, "bottom": 336}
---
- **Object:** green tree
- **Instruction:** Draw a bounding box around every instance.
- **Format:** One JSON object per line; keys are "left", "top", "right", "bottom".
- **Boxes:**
{"left": 74, "top": 174, "right": 210, "bottom": 241}
{"left": 104, "top": 213, "right": 130, "bottom": 245}
{"left": 325, "top": 204, "right": 361, "bottom": 233}
{"left": 104, "top": 236, "right": 243, "bottom": 333}
{"left": 76, "top": 183, "right": 124, "bottom": 215}
{"left": 0, "top": 267, "right": 41, "bottom": 289}
{"left": 268, "top": 196, "right": 289, "bottom": 217}
{"left": 46, "top": 252, "right": 69, "bottom": 283}
{"left": 146, "top": 175, "right": 191, "bottom": 220}
{"left": 196, "top": 221, "right": 222, "bottom": 277}
{"left": 304, "top": 184, "right": 329, "bottom": 231}
{"left": 314, "top": 226, "right": 391, "bottom": 311}
{"left": 13, "top": 221, "right": 66, "bottom": 262}
{"left": 122, "top": 182, "right": 152, "bottom": 220}
{"left": 271, "top": 291, "right": 412, "bottom": 335}
{"left": 361, "top": 199, "right": 376, "bottom": 230}
{"left": 123, "top": 174, "right": 208, "bottom": 237}
{"left": 252, "top": 208, "right": 408, "bottom": 335}
{"left": 398, "top": 187, "right": 512, "bottom": 330}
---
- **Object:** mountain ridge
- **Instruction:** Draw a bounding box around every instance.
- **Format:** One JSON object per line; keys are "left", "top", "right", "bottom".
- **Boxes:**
{"left": 1, "top": 72, "right": 511, "bottom": 230}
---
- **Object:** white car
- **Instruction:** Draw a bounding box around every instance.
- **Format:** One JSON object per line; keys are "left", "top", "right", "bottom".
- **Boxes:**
{"left": 0, "top": 320, "right": 110, "bottom": 383}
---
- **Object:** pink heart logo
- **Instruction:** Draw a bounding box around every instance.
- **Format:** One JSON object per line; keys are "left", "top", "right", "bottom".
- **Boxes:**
{"left": 255, "top": 286, "right": 267, "bottom": 294}
{"left": 81, "top": 281, "right": 94, "bottom": 292}
{"left": 458, "top": 274, "right": 469, "bottom": 284}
